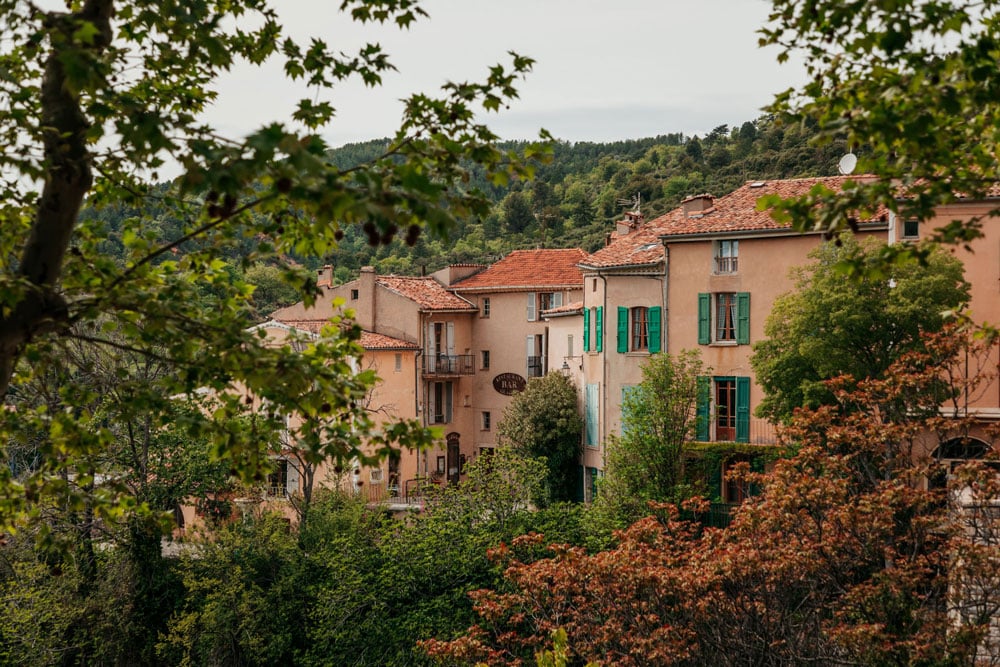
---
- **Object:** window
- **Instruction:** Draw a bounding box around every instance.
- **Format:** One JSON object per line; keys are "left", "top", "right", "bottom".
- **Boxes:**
{"left": 481, "top": 411, "right": 491, "bottom": 430}
{"left": 350, "top": 288, "right": 359, "bottom": 300}
{"left": 716, "top": 293, "right": 736, "bottom": 341}
{"left": 267, "top": 459, "right": 288, "bottom": 497}
{"left": 585, "top": 466, "right": 599, "bottom": 503}
{"left": 723, "top": 459, "right": 750, "bottom": 503}
{"left": 481, "top": 350, "right": 490, "bottom": 369}
{"left": 435, "top": 456, "right": 446, "bottom": 475}
{"left": 567, "top": 334, "right": 574, "bottom": 359}
{"left": 592, "top": 278, "right": 597, "bottom": 292}
{"left": 903, "top": 219, "right": 919, "bottom": 239}
{"left": 696, "top": 376, "right": 750, "bottom": 442}
{"left": 585, "top": 383, "right": 600, "bottom": 447}
{"left": 616, "top": 306, "right": 662, "bottom": 353}
{"left": 481, "top": 297, "right": 491, "bottom": 318}
{"left": 370, "top": 468, "right": 384, "bottom": 483}
{"left": 394, "top": 353, "right": 402, "bottom": 372}
{"left": 715, "top": 240, "right": 739, "bottom": 273}
{"left": 526, "top": 335, "right": 543, "bottom": 377}
{"left": 427, "top": 381, "right": 453, "bottom": 424}
{"left": 538, "top": 291, "right": 562, "bottom": 311}
{"left": 526, "top": 293, "right": 536, "bottom": 321}
{"left": 698, "top": 293, "right": 749, "bottom": 345}
{"left": 632, "top": 307, "right": 648, "bottom": 349}
{"left": 267, "top": 458, "right": 299, "bottom": 498}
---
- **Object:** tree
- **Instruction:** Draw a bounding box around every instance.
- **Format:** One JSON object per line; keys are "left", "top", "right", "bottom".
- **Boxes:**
{"left": 594, "top": 351, "right": 705, "bottom": 526}
{"left": 0, "top": 0, "right": 547, "bottom": 531}
{"left": 496, "top": 372, "right": 583, "bottom": 504}
{"left": 501, "top": 190, "right": 535, "bottom": 234}
{"left": 426, "top": 326, "right": 1000, "bottom": 666}
{"left": 760, "top": 0, "right": 1000, "bottom": 262}
{"left": 751, "top": 235, "right": 969, "bottom": 423}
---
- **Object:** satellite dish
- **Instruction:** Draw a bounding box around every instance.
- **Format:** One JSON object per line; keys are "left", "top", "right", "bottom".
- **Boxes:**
{"left": 838, "top": 152, "right": 857, "bottom": 175}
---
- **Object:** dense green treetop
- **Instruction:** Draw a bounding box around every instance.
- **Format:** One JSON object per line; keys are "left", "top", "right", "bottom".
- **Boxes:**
{"left": 594, "top": 350, "right": 705, "bottom": 527}
{"left": 0, "top": 0, "right": 545, "bottom": 532}
{"left": 761, "top": 0, "right": 1000, "bottom": 267}
{"left": 496, "top": 372, "right": 582, "bottom": 504}
{"left": 751, "top": 236, "right": 970, "bottom": 423}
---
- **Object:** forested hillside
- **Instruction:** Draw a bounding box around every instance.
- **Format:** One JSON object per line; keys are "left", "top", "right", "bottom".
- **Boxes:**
{"left": 84, "top": 115, "right": 845, "bottom": 316}
{"left": 323, "top": 115, "right": 846, "bottom": 281}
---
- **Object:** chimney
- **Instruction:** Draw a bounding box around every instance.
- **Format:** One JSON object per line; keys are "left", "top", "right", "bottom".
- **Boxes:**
{"left": 616, "top": 211, "right": 644, "bottom": 236}
{"left": 316, "top": 265, "right": 334, "bottom": 288}
{"left": 681, "top": 193, "right": 714, "bottom": 217}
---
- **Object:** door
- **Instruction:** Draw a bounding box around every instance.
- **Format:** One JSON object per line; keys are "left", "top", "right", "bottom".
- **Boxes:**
{"left": 446, "top": 432, "right": 461, "bottom": 485}
{"left": 715, "top": 379, "right": 736, "bottom": 441}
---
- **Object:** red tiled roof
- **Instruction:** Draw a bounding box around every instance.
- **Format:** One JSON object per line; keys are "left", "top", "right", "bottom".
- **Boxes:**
{"left": 542, "top": 300, "right": 583, "bottom": 317}
{"left": 376, "top": 276, "right": 477, "bottom": 311}
{"left": 268, "top": 318, "right": 419, "bottom": 350}
{"left": 360, "top": 331, "right": 420, "bottom": 350}
{"left": 581, "top": 176, "right": 886, "bottom": 270}
{"left": 451, "top": 248, "right": 587, "bottom": 291}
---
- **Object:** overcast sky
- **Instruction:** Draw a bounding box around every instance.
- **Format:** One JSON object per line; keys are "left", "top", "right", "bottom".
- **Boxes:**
{"left": 207, "top": 0, "right": 806, "bottom": 148}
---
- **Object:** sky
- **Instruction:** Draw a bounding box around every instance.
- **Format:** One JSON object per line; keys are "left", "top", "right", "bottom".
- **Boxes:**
{"left": 207, "top": 0, "right": 807, "bottom": 148}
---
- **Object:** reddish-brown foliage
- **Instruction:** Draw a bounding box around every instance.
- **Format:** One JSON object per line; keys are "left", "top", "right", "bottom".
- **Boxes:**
{"left": 425, "top": 325, "right": 1000, "bottom": 666}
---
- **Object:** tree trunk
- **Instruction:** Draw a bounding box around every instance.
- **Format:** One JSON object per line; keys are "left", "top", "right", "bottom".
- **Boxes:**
{"left": 0, "top": 0, "right": 113, "bottom": 397}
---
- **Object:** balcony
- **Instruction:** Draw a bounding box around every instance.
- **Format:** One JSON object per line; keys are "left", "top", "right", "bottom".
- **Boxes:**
{"left": 422, "top": 354, "right": 474, "bottom": 376}
{"left": 527, "top": 356, "right": 544, "bottom": 378}
{"left": 715, "top": 256, "right": 738, "bottom": 274}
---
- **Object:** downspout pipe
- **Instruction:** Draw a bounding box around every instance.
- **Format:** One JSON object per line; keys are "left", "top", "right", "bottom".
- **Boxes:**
{"left": 599, "top": 272, "right": 608, "bottom": 448}
{"left": 661, "top": 245, "right": 670, "bottom": 354}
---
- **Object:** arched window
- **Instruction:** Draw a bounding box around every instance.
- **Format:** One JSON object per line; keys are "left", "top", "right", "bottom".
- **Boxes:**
{"left": 929, "top": 437, "right": 993, "bottom": 489}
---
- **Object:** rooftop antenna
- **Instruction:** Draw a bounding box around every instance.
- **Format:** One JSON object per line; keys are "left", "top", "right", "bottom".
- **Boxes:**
{"left": 838, "top": 151, "right": 857, "bottom": 175}
{"left": 616, "top": 192, "right": 641, "bottom": 214}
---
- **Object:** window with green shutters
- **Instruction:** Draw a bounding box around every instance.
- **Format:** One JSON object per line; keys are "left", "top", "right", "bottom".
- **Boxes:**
{"left": 695, "top": 375, "right": 750, "bottom": 442}
{"left": 583, "top": 307, "right": 591, "bottom": 352}
{"left": 698, "top": 292, "right": 750, "bottom": 345}
{"left": 616, "top": 306, "right": 661, "bottom": 353}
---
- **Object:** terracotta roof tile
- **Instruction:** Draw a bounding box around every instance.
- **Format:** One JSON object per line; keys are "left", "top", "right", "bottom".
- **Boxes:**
{"left": 582, "top": 176, "right": 885, "bottom": 270}
{"left": 376, "top": 276, "right": 477, "bottom": 311}
{"left": 451, "top": 249, "right": 586, "bottom": 291}
{"left": 269, "top": 318, "right": 419, "bottom": 350}
{"left": 542, "top": 300, "right": 583, "bottom": 317}
{"left": 360, "top": 331, "right": 420, "bottom": 350}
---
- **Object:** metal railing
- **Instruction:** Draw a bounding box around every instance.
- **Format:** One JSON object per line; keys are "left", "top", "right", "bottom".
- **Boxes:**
{"left": 679, "top": 502, "right": 738, "bottom": 529}
{"left": 715, "top": 256, "right": 738, "bottom": 273}
{"left": 422, "top": 354, "right": 475, "bottom": 375}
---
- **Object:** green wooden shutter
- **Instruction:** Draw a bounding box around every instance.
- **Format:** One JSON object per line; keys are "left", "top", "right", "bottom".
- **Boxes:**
{"left": 583, "top": 307, "right": 591, "bottom": 352}
{"left": 648, "top": 306, "right": 661, "bottom": 354}
{"left": 573, "top": 464, "right": 585, "bottom": 503}
{"left": 735, "top": 376, "right": 750, "bottom": 442}
{"left": 585, "top": 383, "right": 599, "bottom": 447}
{"left": 698, "top": 294, "right": 711, "bottom": 344}
{"left": 696, "top": 376, "right": 711, "bottom": 441}
{"left": 617, "top": 306, "right": 628, "bottom": 353}
{"left": 596, "top": 306, "right": 604, "bottom": 352}
{"left": 736, "top": 292, "right": 750, "bottom": 344}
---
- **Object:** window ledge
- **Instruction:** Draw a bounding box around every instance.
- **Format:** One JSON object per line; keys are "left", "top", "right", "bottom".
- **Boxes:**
{"left": 626, "top": 351, "right": 650, "bottom": 357}
{"left": 709, "top": 341, "right": 740, "bottom": 347}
